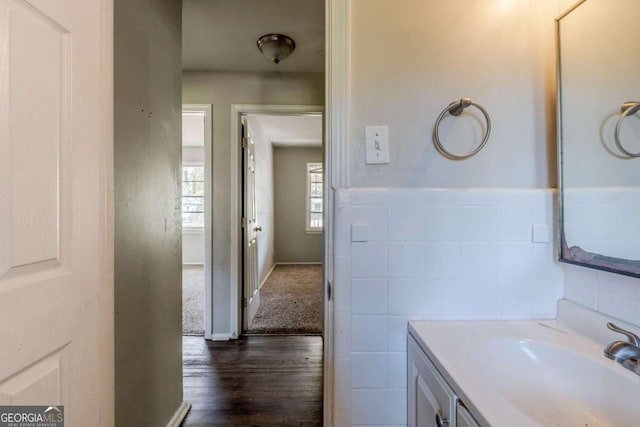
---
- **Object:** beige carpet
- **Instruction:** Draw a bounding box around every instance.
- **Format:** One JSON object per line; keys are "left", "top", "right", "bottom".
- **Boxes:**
{"left": 182, "top": 265, "right": 204, "bottom": 335}
{"left": 248, "top": 264, "right": 323, "bottom": 335}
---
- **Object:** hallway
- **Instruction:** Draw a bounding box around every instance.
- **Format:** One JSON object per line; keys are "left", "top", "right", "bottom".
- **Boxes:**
{"left": 180, "top": 335, "right": 323, "bottom": 426}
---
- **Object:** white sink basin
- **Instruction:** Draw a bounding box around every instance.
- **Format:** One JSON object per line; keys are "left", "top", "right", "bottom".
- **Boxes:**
{"left": 486, "top": 338, "right": 639, "bottom": 426}
{"left": 409, "top": 301, "right": 640, "bottom": 426}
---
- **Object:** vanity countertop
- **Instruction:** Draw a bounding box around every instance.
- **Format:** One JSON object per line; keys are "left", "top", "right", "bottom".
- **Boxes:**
{"left": 409, "top": 299, "right": 640, "bottom": 427}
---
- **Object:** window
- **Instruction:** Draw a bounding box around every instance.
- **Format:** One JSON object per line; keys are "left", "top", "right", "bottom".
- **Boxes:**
{"left": 182, "top": 165, "right": 205, "bottom": 228}
{"left": 306, "top": 162, "right": 323, "bottom": 232}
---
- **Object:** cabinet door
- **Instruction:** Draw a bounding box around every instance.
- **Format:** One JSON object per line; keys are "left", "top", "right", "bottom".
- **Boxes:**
{"left": 457, "top": 401, "right": 481, "bottom": 427}
{"left": 408, "top": 336, "right": 456, "bottom": 427}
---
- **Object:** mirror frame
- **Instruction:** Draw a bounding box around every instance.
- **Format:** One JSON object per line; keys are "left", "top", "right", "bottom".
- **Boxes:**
{"left": 556, "top": 0, "right": 640, "bottom": 278}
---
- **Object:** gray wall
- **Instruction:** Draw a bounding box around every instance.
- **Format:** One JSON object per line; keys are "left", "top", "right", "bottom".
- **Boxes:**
{"left": 114, "top": 0, "right": 183, "bottom": 425}
{"left": 349, "top": 0, "right": 565, "bottom": 189}
{"left": 182, "top": 71, "right": 324, "bottom": 336}
{"left": 274, "top": 147, "right": 324, "bottom": 263}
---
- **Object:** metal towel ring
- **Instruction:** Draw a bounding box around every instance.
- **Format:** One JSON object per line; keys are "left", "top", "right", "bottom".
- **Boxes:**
{"left": 433, "top": 98, "right": 491, "bottom": 160}
{"left": 614, "top": 101, "right": 640, "bottom": 158}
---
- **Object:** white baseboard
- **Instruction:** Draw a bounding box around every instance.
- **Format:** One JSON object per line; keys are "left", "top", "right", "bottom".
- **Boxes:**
{"left": 210, "top": 333, "right": 231, "bottom": 341}
{"left": 166, "top": 401, "right": 191, "bottom": 427}
{"left": 259, "top": 263, "right": 277, "bottom": 289}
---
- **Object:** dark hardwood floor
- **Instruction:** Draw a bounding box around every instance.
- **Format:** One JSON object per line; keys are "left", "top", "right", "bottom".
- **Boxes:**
{"left": 181, "top": 335, "right": 323, "bottom": 426}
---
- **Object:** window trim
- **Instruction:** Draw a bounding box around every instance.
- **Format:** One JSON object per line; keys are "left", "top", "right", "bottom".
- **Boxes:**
{"left": 305, "top": 162, "right": 323, "bottom": 233}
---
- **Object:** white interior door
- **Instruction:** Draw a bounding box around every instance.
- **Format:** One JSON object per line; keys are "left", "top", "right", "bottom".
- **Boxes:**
{"left": 242, "top": 119, "right": 260, "bottom": 330}
{"left": 0, "top": 0, "right": 113, "bottom": 424}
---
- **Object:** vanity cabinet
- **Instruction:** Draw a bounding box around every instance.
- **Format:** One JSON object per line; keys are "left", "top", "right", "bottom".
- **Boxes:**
{"left": 408, "top": 335, "right": 481, "bottom": 427}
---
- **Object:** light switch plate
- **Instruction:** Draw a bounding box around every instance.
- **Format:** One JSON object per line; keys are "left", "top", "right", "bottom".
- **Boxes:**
{"left": 365, "top": 125, "right": 390, "bottom": 164}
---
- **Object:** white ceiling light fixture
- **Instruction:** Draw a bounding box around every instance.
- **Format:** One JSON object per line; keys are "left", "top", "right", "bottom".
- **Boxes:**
{"left": 257, "top": 33, "right": 296, "bottom": 64}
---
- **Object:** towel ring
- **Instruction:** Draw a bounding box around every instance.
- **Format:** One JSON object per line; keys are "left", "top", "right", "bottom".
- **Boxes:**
{"left": 614, "top": 101, "right": 640, "bottom": 158}
{"left": 433, "top": 98, "right": 491, "bottom": 160}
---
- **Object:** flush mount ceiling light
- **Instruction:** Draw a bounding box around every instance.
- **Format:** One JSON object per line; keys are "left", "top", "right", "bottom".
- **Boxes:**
{"left": 257, "top": 34, "right": 296, "bottom": 64}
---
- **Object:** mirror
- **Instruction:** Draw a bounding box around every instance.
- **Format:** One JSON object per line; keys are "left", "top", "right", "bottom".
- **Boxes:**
{"left": 557, "top": 0, "right": 640, "bottom": 277}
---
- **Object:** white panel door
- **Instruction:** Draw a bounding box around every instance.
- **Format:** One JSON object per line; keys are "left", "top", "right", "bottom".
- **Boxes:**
{"left": 0, "top": 0, "right": 113, "bottom": 425}
{"left": 242, "top": 117, "right": 262, "bottom": 330}
{"left": 242, "top": 119, "right": 260, "bottom": 330}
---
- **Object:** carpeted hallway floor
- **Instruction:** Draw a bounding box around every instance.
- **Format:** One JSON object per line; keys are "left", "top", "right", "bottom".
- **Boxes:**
{"left": 247, "top": 264, "right": 323, "bottom": 335}
{"left": 182, "top": 264, "right": 323, "bottom": 335}
{"left": 182, "top": 265, "right": 204, "bottom": 335}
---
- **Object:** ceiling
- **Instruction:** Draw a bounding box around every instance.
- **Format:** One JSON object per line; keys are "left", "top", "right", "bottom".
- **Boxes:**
{"left": 247, "top": 114, "right": 322, "bottom": 147}
{"left": 182, "top": 0, "right": 325, "bottom": 72}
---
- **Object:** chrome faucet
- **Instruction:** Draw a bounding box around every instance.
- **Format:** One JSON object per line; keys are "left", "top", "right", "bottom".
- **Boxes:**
{"left": 604, "top": 322, "right": 640, "bottom": 376}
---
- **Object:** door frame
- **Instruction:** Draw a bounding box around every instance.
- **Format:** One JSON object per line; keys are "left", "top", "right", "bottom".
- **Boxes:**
{"left": 324, "top": 0, "right": 350, "bottom": 423}
{"left": 182, "top": 104, "right": 213, "bottom": 339}
{"left": 230, "top": 104, "right": 324, "bottom": 339}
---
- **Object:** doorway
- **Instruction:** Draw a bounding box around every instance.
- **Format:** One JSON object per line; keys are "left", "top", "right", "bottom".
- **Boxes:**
{"left": 181, "top": 105, "right": 213, "bottom": 337}
{"left": 240, "top": 113, "right": 324, "bottom": 335}
{"left": 230, "top": 104, "right": 324, "bottom": 338}
{"left": 181, "top": 104, "right": 326, "bottom": 426}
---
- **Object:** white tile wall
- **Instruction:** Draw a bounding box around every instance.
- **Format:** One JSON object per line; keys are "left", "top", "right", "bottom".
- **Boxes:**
{"left": 351, "top": 352, "right": 387, "bottom": 388}
{"left": 332, "top": 188, "right": 564, "bottom": 426}
{"left": 564, "top": 264, "right": 640, "bottom": 327}
{"left": 352, "top": 279, "right": 387, "bottom": 314}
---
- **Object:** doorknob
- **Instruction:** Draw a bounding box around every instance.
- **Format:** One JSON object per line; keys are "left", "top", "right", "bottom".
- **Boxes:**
{"left": 254, "top": 226, "right": 262, "bottom": 232}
